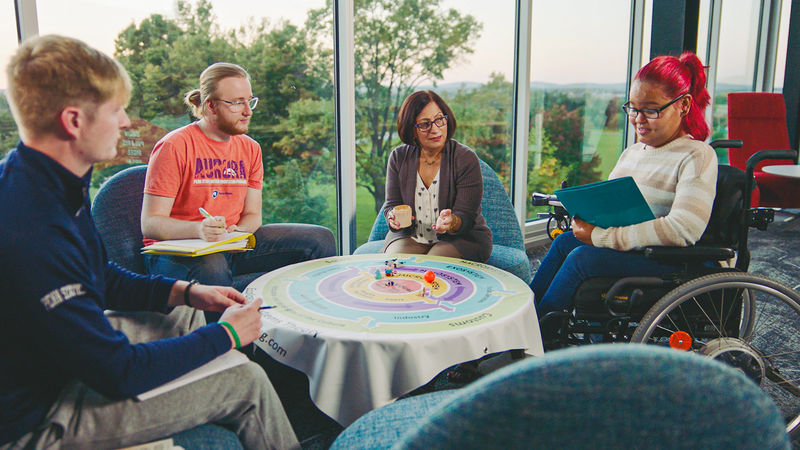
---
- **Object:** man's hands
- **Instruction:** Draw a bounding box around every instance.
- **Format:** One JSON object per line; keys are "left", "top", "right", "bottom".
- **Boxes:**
{"left": 218, "top": 298, "right": 263, "bottom": 349}
{"left": 171, "top": 280, "right": 264, "bottom": 349}
{"left": 198, "top": 215, "right": 227, "bottom": 241}
{"left": 188, "top": 284, "right": 247, "bottom": 312}
{"left": 572, "top": 217, "right": 595, "bottom": 245}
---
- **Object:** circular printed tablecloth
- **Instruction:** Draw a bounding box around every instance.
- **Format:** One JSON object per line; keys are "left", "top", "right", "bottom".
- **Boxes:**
{"left": 245, "top": 254, "right": 542, "bottom": 425}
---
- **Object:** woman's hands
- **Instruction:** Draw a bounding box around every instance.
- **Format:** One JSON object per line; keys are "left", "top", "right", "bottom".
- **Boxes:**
{"left": 433, "top": 209, "right": 461, "bottom": 233}
{"left": 387, "top": 208, "right": 415, "bottom": 230}
{"left": 572, "top": 217, "right": 595, "bottom": 245}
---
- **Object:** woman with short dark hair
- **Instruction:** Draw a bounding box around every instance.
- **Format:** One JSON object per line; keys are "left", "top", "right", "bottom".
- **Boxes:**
{"left": 382, "top": 90, "right": 492, "bottom": 262}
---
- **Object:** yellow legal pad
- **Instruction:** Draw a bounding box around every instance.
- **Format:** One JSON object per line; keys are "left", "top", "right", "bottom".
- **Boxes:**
{"left": 141, "top": 231, "right": 255, "bottom": 257}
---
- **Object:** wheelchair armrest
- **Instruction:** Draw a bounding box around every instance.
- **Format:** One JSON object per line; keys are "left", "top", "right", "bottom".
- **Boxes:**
{"left": 643, "top": 245, "right": 735, "bottom": 264}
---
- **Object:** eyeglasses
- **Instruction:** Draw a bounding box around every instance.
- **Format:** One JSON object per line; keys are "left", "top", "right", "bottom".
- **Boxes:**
{"left": 216, "top": 96, "right": 258, "bottom": 112}
{"left": 414, "top": 115, "right": 448, "bottom": 132}
{"left": 622, "top": 93, "right": 686, "bottom": 119}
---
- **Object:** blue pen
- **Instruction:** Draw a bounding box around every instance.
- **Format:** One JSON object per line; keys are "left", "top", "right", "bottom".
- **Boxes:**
{"left": 259, "top": 306, "right": 277, "bottom": 310}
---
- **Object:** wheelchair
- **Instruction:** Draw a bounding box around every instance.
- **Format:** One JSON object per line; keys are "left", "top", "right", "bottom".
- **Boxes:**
{"left": 531, "top": 181, "right": 571, "bottom": 240}
{"left": 532, "top": 140, "right": 800, "bottom": 436}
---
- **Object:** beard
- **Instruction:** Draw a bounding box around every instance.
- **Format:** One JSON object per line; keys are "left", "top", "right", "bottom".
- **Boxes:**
{"left": 216, "top": 114, "right": 249, "bottom": 136}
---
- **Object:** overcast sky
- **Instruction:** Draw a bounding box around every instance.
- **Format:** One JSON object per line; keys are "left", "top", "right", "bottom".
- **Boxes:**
{"left": 0, "top": 0, "right": 788, "bottom": 90}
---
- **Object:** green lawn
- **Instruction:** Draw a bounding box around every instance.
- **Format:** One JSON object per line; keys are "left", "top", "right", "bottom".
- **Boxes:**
{"left": 312, "top": 182, "right": 381, "bottom": 247}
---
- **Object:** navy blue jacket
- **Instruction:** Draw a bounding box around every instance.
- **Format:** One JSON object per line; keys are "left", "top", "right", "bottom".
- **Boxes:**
{"left": 0, "top": 143, "right": 231, "bottom": 444}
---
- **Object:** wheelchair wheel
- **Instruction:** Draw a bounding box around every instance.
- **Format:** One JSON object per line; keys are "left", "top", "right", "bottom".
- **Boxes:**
{"left": 631, "top": 272, "right": 800, "bottom": 436}
{"left": 546, "top": 216, "right": 570, "bottom": 240}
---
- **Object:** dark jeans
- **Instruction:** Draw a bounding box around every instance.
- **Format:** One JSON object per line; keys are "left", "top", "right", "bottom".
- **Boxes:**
{"left": 530, "top": 231, "right": 681, "bottom": 320}
{"left": 145, "top": 223, "right": 336, "bottom": 291}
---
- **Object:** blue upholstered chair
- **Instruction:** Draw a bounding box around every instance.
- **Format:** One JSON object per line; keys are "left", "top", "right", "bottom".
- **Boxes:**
{"left": 91, "top": 165, "right": 259, "bottom": 291}
{"left": 91, "top": 165, "right": 150, "bottom": 274}
{"left": 91, "top": 166, "right": 247, "bottom": 448}
{"left": 330, "top": 344, "right": 790, "bottom": 449}
{"left": 354, "top": 159, "right": 532, "bottom": 283}
{"left": 170, "top": 424, "right": 243, "bottom": 449}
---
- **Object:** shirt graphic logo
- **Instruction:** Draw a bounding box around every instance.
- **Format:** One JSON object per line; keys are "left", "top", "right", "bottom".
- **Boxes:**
{"left": 40, "top": 283, "right": 86, "bottom": 310}
{"left": 193, "top": 158, "right": 247, "bottom": 181}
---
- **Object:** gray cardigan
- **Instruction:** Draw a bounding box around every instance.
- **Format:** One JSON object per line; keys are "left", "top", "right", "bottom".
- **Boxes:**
{"left": 382, "top": 139, "right": 492, "bottom": 262}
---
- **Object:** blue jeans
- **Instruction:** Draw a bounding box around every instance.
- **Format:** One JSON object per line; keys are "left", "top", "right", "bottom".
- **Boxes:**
{"left": 530, "top": 232, "right": 681, "bottom": 320}
{"left": 145, "top": 223, "right": 336, "bottom": 290}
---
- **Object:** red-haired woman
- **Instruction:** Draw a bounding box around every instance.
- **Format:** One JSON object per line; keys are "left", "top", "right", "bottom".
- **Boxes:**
{"left": 531, "top": 52, "right": 717, "bottom": 339}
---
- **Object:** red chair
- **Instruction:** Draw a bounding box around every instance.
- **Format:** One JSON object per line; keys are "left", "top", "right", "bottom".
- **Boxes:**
{"left": 727, "top": 92, "right": 800, "bottom": 207}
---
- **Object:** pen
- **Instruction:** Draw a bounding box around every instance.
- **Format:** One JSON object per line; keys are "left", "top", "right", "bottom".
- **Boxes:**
{"left": 198, "top": 207, "right": 225, "bottom": 228}
{"left": 259, "top": 306, "right": 277, "bottom": 310}
{"left": 198, "top": 207, "right": 213, "bottom": 219}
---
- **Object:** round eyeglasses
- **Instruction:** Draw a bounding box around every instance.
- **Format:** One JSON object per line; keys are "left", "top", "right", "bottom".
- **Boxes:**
{"left": 622, "top": 93, "right": 686, "bottom": 119}
{"left": 414, "top": 115, "right": 448, "bottom": 132}
{"left": 216, "top": 96, "right": 259, "bottom": 112}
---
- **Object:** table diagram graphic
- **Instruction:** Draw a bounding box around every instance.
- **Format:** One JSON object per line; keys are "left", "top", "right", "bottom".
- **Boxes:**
{"left": 245, "top": 254, "right": 532, "bottom": 335}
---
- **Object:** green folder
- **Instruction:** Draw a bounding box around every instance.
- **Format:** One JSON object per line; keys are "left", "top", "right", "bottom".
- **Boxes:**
{"left": 554, "top": 176, "right": 655, "bottom": 228}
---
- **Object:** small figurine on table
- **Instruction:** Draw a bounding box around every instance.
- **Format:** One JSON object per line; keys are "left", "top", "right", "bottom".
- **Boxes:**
{"left": 384, "top": 258, "right": 398, "bottom": 277}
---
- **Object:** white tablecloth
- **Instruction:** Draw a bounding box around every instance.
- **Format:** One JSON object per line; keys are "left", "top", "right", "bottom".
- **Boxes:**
{"left": 247, "top": 254, "right": 543, "bottom": 425}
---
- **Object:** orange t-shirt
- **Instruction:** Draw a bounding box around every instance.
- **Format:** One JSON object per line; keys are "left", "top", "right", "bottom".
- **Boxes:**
{"left": 143, "top": 123, "right": 263, "bottom": 245}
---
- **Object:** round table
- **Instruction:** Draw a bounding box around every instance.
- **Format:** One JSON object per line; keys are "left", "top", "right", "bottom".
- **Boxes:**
{"left": 245, "top": 253, "right": 543, "bottom": 425}
{"left": 762, "top": 164, "right": 800, "bottom": 178}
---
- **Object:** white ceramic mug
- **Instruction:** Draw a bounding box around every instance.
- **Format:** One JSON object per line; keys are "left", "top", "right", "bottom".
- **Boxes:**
{"left": 393, "top": 205, "right": 412, "bottom": 228}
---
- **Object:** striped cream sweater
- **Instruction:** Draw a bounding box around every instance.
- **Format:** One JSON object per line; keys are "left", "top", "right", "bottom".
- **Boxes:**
{"left": 591, "top": 135, "right": 717, "bottom": 251}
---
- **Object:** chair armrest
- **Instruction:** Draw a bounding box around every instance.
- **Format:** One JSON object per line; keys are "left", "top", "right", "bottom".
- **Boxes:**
{"left": 643, "top": 245, "right": 735, "bottom": 264}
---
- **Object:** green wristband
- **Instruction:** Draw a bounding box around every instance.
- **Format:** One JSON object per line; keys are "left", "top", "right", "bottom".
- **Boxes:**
{"left": 219, "top": 321, "right": 241, "bottom": 348}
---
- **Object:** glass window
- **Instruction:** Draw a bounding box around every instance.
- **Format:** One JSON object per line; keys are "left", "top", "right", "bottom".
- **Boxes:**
{"left": 348, "top": 0, "right": 515, "bottom": 245}
{"left": 36, "top": 0, "right": 337, "bottom": 237}
{"left": 1, "top": 2, "right": 20, "bottom": 159}
{"left": 527, "top": 0, "right": 632, "bottom": 222}
{"left": 773, "top": 0, "right": 792, "bottom": 92}
{"left": 709, "top": 0, "right": 761, "bottom": 147}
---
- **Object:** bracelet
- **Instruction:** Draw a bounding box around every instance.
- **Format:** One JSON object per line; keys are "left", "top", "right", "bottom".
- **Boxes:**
{"left": 184, "top": 279, "right": 199, "bottom": 307}
{"left": 449, "top": 214, "right": 461, "bottom": 233}
{"left": 219, "top": 321, "right": 241, "bottom": 348}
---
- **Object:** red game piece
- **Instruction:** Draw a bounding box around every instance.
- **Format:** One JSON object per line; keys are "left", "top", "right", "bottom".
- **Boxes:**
{"left": 424, "top": 270, "right": 435, "bottom": 284}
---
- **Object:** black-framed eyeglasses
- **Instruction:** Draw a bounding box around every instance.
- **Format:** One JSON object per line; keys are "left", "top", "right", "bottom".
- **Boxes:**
{"left": 622, "top": 93, "right": 686, "bottom": 119}
{"left": 216, "top": 96, "right": 258, "bottom": 112}
{"left": 414, "top": 115, "right": 448, "bottom": 132}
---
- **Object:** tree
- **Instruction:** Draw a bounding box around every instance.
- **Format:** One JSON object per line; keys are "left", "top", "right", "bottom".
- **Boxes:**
{"left": 445, "top": 73, "right": 514, "bottom": 186}
{"left": 261, "top": 159, "right": 332, "bottom": 229}
{"left": 303, "top": 0, "right": 482, "bottom": 212}
{"left": 541, "top": 95, "right": 602, "bottom": 188}
{"left": 0, "top": 94, "right": 19, "bottom": 159}
{"left": 114, "top": 0, "right": 334, "bottom": 223}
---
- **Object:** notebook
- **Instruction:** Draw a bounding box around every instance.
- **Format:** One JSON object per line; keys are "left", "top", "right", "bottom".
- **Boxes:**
{"left": 554, "top": 176, "right": 656, "bottom": 228}
{"left": 142, "top": 231, "right": 255, "bottom": 257}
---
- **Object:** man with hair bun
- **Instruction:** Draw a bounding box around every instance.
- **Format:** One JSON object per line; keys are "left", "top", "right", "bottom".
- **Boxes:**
{"left": 142, "top": 62, "right": 335, "bottom": 297}
{"left": 0, "top": 35, "right": 298, "bottom": 448}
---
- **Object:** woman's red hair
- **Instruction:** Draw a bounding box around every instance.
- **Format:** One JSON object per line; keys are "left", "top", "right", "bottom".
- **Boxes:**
{"left": 635, "top": 52, "right": 710, "bottom": 141}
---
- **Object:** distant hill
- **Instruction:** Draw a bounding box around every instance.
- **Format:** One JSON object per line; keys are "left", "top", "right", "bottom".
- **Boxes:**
{"left": 425, "top": 81, "right": 628, "bottom": 94}
{"left": 425, "top": 80, "right": 752, "bottom": 94}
